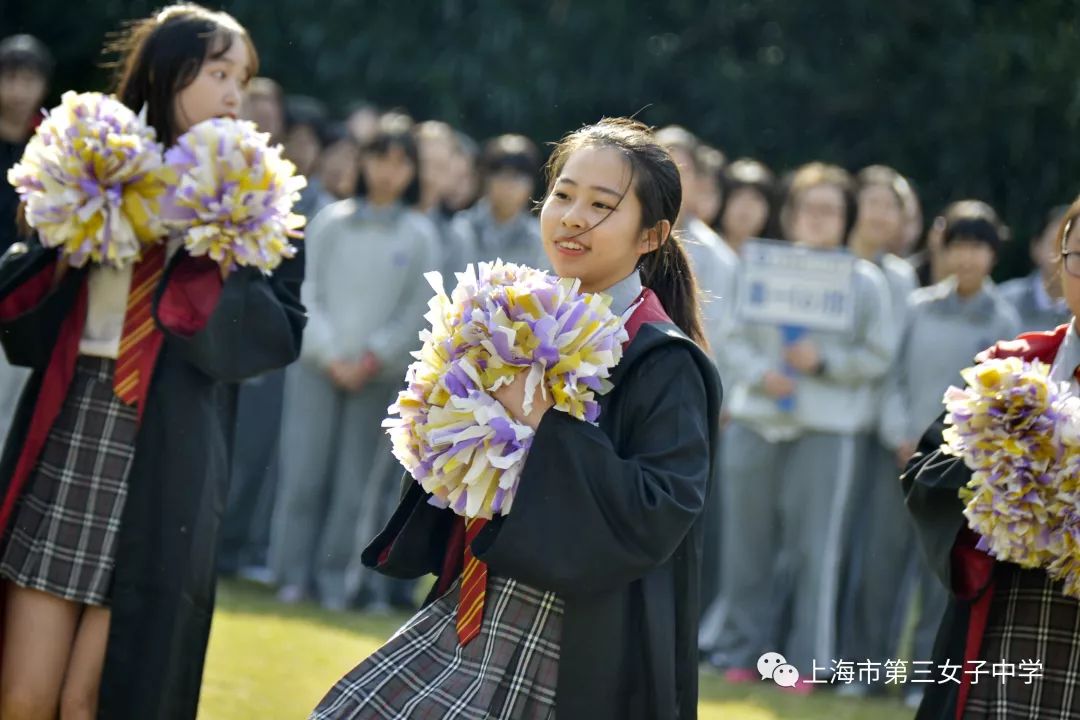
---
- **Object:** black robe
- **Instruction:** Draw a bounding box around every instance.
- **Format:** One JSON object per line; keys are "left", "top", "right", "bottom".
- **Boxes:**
{"left": 0, "top": 239, "right": 305, "bottom": 719}
{"left": 363, "top": 321, "right": 722, "bottom": 720}
{"left": 902, "top": 326, "right": 1067, "bottom": 720}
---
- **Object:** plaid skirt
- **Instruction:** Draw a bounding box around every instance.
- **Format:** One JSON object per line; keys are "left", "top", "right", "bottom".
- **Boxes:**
{"left": 0, "top": 356, "right": 138, "bottom": 606}
{"left": 312, "top": 575, "right": 563, "bottom": 720}
{"left": 964, "top": 564, "right": 1080, "bottom": 719}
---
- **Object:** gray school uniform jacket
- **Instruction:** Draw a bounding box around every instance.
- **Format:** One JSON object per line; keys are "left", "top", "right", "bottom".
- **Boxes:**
{"left": 451, "top": 199, "right": 547, "bottom": 270}
{"left": 680, "top": 217, "right": 738, "bottom": 373}
{"left": 998, "top": 270, "right": 1071, "bottom": 333}
{"left": 879, "top": 277, "right": 1020, "bottom": 450}
{"left": 300, "top": 198, "right": 442, "bottom": 376}
{"left": 721, "top": 256, "right": 897, "bottom": 440}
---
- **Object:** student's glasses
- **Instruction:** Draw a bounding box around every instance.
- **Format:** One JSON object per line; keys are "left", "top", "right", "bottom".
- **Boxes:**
{"left": 1063, "top": 251, "right": 1080, "bottom": 278}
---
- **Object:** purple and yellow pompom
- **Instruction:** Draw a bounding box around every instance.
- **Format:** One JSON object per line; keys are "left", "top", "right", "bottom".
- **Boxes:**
{"left": 6, "top": 91, "right": 170, "bottom": 267}
{"left": 383, "top": 260, "right": 631, "bottom": 519}
{"left": 162, "top": 117, "right": 306, "bottom": 274}
{"left": 942, "top": 357, "right": 1080, "bottom": 596}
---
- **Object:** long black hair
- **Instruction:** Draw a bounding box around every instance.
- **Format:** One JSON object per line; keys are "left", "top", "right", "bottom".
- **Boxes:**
{"left": 107, "top": 4, "right": 257, "bottom": 147}
{"left": 544, "top": 117, "right": 706, "bottom": 349}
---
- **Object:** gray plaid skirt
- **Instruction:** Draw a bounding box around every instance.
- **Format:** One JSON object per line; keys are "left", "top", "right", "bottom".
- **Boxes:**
{"left": 312, "top": 575, "right": 563, "bottom": 720}
{"left": 964, "top": 564, "right": 1080, "bottom": 719}
{"left": 0, "top": 356, "right": 138, "bottom": 606}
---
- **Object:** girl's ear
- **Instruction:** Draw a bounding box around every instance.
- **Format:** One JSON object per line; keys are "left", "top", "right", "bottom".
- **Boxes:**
{"left": 637, "top": 219, "right": 671, "bottom": 256}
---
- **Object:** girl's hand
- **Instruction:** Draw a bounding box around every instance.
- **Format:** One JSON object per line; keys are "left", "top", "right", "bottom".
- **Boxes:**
{"left": 761, "top": 370, "right": 796, "bottom": 399}
{"left": 492, "top": 370, "right": 554, "bottom": 430}
{"left": 784, "top": 339, "right": 822, "bottom": 374}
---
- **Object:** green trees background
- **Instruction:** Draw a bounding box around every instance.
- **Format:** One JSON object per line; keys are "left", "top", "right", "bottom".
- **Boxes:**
{"left": 6, "top": 0, "right": 1080, "bottom": 274}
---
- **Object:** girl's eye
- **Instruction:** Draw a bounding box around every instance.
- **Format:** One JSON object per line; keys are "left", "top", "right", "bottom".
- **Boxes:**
{"left": 211, "top": 70, "right": 226, "bottom": 80}
{"left": 552, "top": 191, "right": 569, "bottom": 200}
{"left": 593, "top": 202, "right": 613, "bottom": 211}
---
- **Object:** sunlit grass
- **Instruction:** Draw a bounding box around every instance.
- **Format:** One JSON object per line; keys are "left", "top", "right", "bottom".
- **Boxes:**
{"left": 198, "top": 580, "right": 915, "bottom": 720}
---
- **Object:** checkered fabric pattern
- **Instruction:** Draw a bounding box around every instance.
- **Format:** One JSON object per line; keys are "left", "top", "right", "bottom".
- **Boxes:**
{"left": 964, "top": 564, "right": 1080, "bottom": 719}
{"left": 312, "top": 575, "right": 563, "bottom": 720}
{"left": 0, "top": 356, "right": 138, "bottom": 606}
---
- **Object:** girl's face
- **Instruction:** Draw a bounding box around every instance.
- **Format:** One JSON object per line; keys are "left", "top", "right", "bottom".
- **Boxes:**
{"left": 320, "top": 139, "right": 361, "bottom": 200}
{"left": 540, "top": 145, "right": 656, "bottom": 293}
{"left": 1062, "top": 223, "right": 1080, "bottom": 318}
{"left": 174, "top": 36, "right": 250, "bottom": 135}
{"left": 855, "top": 184, "right": 904, "bottom": 253}
{"left": 789, "top": 184, "right": 848, "bottom": 249}
{"left": 284, "top": 124, "right": 322, "bottom": 178}
{"left": 722, "top": 186, "right": 769, "bottom": 243}
{"left": 361, "top": 144, "right": 415, "bottom": 204}
{"left": 695, "top": 174, "right": 722, "bottom": 227}
{"left": 943, "top": 237, "right": 994, "bottom": 296}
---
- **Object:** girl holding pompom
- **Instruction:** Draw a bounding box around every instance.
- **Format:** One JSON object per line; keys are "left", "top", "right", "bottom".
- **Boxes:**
{"left": 0, "top": 6, "right": 304, "bottom": 719}
{"left": 905, "top": 194, "right": 1080, "bottom": 719}
{"left": 311, "top": 118, "right": 721, "bottom": 720}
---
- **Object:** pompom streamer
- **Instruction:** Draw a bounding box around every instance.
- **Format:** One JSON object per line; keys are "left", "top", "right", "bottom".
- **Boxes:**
{"left": 7, "top": 91, "right": 171, "bottom": 267}
{"left": 383, "top": 260, "right": 631, "bottom": 519}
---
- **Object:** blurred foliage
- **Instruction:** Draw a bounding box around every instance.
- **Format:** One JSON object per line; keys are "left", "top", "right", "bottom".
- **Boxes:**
{"left": 6, "top": 0, "right": 1080, "bottom": 273}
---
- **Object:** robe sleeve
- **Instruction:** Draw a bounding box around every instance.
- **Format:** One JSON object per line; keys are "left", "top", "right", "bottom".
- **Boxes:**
{"left": 0, "top": 241, "right": 79, "bottom": 369}
{"left": 902, "top": 411, "right": 994, "bottom": 599}
{"left": 472, "top": 344, "right": 713, "bottom": 598}
{"left": 152, "top": 246, "right": 306, "bottom": 383}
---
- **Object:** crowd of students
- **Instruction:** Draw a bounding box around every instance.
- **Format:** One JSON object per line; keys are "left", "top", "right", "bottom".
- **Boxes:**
{"left": 0, "top": 19, "right": 1072, "bottom": 716}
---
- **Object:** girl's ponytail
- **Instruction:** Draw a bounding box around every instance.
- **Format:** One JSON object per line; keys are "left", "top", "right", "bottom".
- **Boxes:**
{"left": 639, "top": 233, "right": 707, "bottom": 349}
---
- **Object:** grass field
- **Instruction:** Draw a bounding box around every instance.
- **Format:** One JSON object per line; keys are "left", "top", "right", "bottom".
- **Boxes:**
{"left": 198, "top": 580, "right": 917, "bottom": 720}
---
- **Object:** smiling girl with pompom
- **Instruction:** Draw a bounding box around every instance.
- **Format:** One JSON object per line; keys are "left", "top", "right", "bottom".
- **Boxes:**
{"left": 312, "top": 118, "right": 721, "bottom": 720}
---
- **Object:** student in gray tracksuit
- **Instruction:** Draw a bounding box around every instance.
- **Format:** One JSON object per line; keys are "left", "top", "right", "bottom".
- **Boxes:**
{"left": 838, "top": 166, "right": 919, "bottom": 668}
{"left": 270, "top": 124, "right": 441, "bottom": 610}
{"left": 451, "top": 134, "right": 547, "bottom": 271}
{"left": 708, "top": 164, "right": 896, "bottom": 689}
{"left": 999, "top": 205, "right": 1071, "bottom": 333}
{"left": 657, "top": 126, "right": 738, "bottom": 620}
{"left": 871, "top": 204, "right": 1019, "bottom": 703}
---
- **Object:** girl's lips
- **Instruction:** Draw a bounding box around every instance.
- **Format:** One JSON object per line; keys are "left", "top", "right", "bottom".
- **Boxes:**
{"left": 553, "top": 237, "right": 589, "bottom": 256}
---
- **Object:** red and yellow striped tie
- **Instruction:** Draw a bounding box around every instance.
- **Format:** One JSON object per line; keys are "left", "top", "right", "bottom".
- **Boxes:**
{"left": 456, "top": 517, "right": 488, "bottom": 646}
{"left": 114, "top": 244, "right": 166, "bottom": 405}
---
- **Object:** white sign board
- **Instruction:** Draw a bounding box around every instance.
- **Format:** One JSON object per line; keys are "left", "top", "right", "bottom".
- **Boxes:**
{"left": 736, "top": 239, "right": 858, "bottom": 333}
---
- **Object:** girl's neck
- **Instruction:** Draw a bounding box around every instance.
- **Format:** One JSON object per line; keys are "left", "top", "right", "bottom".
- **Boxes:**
{"left": 366, "top": 193, "right": 400, "bottom": 209}
{"left": 955, "top": 280, "right": 983, "bottom": 300}
{"left": 848, "top": 233, "right": 880, "bottom": 261}
{"left": 489, "top": 202, "right": 519, "bottom": 225}
{"left": 0, "top": 113, "right": 29, "bottom": 143}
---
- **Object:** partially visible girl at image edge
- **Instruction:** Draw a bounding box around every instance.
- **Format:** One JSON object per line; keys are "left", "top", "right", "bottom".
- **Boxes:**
{"left": 0, "top": 5, "right": 305, "bottom": 719}
{"left": 311, "top": 117, "right": 721, "bottom": 720}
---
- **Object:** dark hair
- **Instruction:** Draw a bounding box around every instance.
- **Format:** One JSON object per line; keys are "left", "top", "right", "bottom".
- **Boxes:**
{"left": 355, "top": 112, "right": 421, "bottom": 205}
{"left": 0, "top": 34, "right": 53, "bottom": 78}
{"left": 941, "top": 200, "right": 1006, "bottom": 253}
{"left": 108, "top": 4, "right": 258, "bottom": 147}
{"left": 544, "top": 117, "right": 706, "bottom": 348}
{"left": 480, "top": 134, "right": 541, "bottom": 180}
{"left": 696, "top": 145, "right": 726, "bottom": 179}
{"left": 782, "top": 161, "right": 857, "bottom": 245}
{"left": 654, "top": 125, "right": 702, "bottom": 170}
{"left": 1040, "top": 204, "right": 1070, "bottom": 246}
{"left": 283, "top": 94, "right": 327, "bottom": 136}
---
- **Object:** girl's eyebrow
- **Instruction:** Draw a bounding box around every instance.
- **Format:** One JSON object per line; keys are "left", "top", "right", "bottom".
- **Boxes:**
{"left": 556, "top": 177, "right": 622, "bottom": 198}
